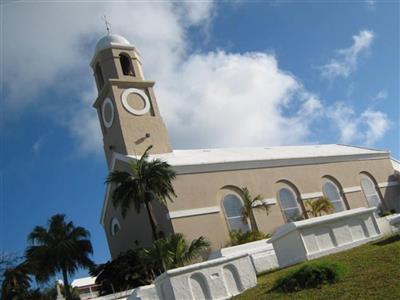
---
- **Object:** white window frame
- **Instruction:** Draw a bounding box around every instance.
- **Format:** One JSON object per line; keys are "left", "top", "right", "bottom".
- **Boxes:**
{"left": 360, "top": 174, "right": 383, "bottom": 213}
{"left": 277, "top": 187, "right": 303, "bottom": 223}
{"left": 110, "top": 217, "right": 121, "bottom": 236}
{"left": 222, "top": 194, "right": 249, "bottom": 232}
{"left": 322, "top": 180, "right": 347, "bottom": 213}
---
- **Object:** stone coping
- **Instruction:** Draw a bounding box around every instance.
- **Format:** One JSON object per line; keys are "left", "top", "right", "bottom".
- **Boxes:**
{"left": 154, "top": 253, "right": 249, "bottom": 282}
{"left": 388, "top": 213, "right": 400, "bottom": 225}
{"left": 209, "top": 238, "right": 273, "bottom": 260}
{"left": 269, "top": 207, "right": 377, "bottom": 242}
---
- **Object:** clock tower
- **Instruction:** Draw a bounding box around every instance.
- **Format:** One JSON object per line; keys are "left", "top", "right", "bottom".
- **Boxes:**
{"left": 91, "top": 34, "right": 172, "bottom": 166}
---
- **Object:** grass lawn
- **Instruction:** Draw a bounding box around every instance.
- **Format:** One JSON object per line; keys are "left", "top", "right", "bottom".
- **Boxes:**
{"left": 235, "top": 235, "right": 400, "bottom": 299}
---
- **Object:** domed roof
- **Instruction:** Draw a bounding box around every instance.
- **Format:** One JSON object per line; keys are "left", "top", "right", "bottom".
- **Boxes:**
{"left": 94, "top": 34, "right": 131, "bottom": 55}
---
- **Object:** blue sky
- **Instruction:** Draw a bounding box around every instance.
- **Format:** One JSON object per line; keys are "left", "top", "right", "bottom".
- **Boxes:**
{"left": 1, "top": 1, "right": 399, "bottom": 279}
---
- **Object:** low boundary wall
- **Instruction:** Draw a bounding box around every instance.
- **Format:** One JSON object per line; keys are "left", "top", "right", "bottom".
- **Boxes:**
{"left": 128, "top": 253, "right": 256, "bottom": 300}
{"left": 269, "top": 207, "right": 381, "bottom": 267}
{"left": 209, "top": 239, "right": 278, "bottom": 274}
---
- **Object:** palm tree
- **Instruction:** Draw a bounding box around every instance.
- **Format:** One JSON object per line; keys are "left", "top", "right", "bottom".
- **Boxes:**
{"left": 25, "top": 214, "right": 94, "bottom": 300}
{"left": 305, "top": 197, "right": 334, "bottom": 217}
{"left": 1, "top": 262, "right": 31, "bottom": 300}
{"left": 240, "top": 187, "right": 270, "bottom": 232}
{"left": 106, "top": 145, "right": 177, "bottom": 241}
{"left": 141, "top": 233, "right": 210, "bottom": 270}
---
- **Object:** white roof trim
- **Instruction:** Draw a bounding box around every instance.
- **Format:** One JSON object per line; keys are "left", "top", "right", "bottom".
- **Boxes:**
{"left": 391, "top": 157, "right": 400, "bottom": 173}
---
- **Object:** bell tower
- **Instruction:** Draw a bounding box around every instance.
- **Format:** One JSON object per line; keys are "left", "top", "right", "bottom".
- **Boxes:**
{"left": 91, "top": 34, "right": 172, "bottom": 166}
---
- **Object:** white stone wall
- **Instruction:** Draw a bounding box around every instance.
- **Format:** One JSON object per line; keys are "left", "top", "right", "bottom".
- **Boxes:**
{"left": 209, "top": 239, "right": 279, "bottom": 274}
{"left": 96, "top": 289, "right": 134, "bottom": 300}
{"left": 269, "top": 207, "right": 382, "bottom": 267}
{"left": 128, "top": 285, "right": 158, "bottom": 300}
{"left": 377, "top": 213, "right": 400, "bottom": 235}
{"left": 154, "top": 253, "right": 257, "bottom": 300}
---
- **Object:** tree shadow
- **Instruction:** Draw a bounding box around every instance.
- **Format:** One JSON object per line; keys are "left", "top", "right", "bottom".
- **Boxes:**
{"left": 373, "top": 234, "right": 400, "bottom": 246}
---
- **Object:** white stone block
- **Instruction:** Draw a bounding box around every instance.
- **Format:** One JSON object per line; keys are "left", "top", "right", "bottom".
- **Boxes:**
{"left": 269, "top": 207, "right": 381, "bottom": 268}
{"left": 209, "top": 239, "right": 278, "bottom": 274}
{"left": 154, "top": 253, "right": 257, "bottom": 300}
{"left": 128, "top": 284, "right": 158, "bottom": 300}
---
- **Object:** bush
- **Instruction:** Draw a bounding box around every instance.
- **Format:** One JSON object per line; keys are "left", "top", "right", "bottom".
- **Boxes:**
{"left": 229, "top": 229, "right": 269, "bottom": 246}
{"left": 273, "top": 261, "right": 347, "bottom": 292}
{"left": 380, "top": 209, "right": 396, "bottom": 217}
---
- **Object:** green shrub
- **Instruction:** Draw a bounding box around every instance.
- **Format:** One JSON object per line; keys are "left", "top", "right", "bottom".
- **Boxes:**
{"left": 379, "top": 209, "right": 397, "bottom": 217}
{"left": 273, "top": 261, "right": 347, "bottom": 292}
{"left": 229, "top": 229, "right": 269, "bottom": 246}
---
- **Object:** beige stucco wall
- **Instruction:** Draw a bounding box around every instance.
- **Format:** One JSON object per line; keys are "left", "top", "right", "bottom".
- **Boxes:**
{"left": 167, "top": 157, "right": 398, "bottom": 248}
{"left": 103, "top": 156, "right": 399, "bottom": 255}
{"left": 103, "top": 160, "right": 174, "bottom": 259}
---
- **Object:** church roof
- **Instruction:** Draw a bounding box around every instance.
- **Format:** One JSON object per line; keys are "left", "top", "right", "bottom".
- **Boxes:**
{"left": 147, "top": 144, "right": 388, "bottom": 167}
{"left": 113, "top": 144, "right": 390, "bottom": 175}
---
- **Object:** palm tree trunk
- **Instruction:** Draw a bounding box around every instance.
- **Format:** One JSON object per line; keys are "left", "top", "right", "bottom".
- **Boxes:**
{"left": 61, "top": 267, "right": 71, "bottom": 300}
{"left": 144, "top": 200, "right": 159, "bottom": 241}
{"left": 249, "top": 211, "right": 258, "bottom": 232}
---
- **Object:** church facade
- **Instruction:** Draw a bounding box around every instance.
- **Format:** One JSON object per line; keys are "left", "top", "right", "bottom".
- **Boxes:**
{"left": 91, "top": 34, "right": 400, "bottom": 259}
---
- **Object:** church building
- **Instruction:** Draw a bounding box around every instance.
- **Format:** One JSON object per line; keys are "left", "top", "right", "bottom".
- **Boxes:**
{"left": 91, "top": 34, "right": 400, "bottom": 259}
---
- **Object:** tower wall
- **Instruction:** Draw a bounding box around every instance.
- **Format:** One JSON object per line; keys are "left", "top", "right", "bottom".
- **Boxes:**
{"left": 91, "top": 38, "right": 172, "bottom": 167}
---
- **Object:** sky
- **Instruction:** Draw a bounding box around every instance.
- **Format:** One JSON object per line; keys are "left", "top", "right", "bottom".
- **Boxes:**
{"left": 1, "top": 0, "right": 399, "bottom": 280}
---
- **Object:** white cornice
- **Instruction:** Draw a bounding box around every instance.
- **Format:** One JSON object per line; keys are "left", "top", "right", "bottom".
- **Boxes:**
{"left": 378, "top": 181, "right": 400, "bottom": 188}
{"left": 301, "top": 192, "right": 324, "bottom": 200}
{"left": 343, "top": 186, "right": 362, "bottom": 193}
{"left": 167, "top": 206, "right": 220, "bottom": 220}
{"left": 252, "top": 198, "right": 277, "bottom": 207}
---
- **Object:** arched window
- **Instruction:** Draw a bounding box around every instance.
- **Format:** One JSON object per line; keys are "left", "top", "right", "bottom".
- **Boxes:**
{"left": 95, "top": 63, "right": 105, "bottom": 89}
{"left": 360, "top": 173, "right": 383, "bottom": 213}
{"left": 222, "top": 194, "right": 249, "bottom": 232}
{"left": 277, "top": 186, "right": 303, "bottom": 222}
{"left": 322, "top": 179, "right": 346, "bottom": 213}
{"left": 110, "top": 217, "right": 121, "bottom": 236}
{"left": 119, "top": 54, "right": 134, "bottom": 76}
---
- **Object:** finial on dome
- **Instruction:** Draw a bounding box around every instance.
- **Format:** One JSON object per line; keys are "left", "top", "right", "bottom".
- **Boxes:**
{"left": 101, "top": 15, "right": 111, "bottom": 35}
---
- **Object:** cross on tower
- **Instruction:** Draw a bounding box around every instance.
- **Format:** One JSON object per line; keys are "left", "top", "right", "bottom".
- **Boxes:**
{"left": 101, "top": 15, "right": 111, "bottom": 35}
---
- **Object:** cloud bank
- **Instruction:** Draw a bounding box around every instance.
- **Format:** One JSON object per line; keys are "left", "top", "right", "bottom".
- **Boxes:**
{"left": 2, "top": 2, "right": 389, "bottom": 156}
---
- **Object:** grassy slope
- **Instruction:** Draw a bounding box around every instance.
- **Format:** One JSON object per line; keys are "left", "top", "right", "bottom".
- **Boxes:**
{"left": 236, "top": 235, "right": 400, "bottom": 300}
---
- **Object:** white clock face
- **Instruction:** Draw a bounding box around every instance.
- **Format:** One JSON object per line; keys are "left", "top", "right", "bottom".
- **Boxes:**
{"left": 121, "top": 88, "right": 151, "bottom": 116}
{"left": 101, "top": 97, "right": 115, "bottom": 128}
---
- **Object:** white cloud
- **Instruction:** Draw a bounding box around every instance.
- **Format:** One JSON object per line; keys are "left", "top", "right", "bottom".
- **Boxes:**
{"left": 371, "top": 90, "right": 388, "bottom": 102}
{"left": 32, "top": 137, "right": 45, "bottom": 154}
{"left": 361, "top": 109, "right": 391, "bottom": 145}
{"left": 365, "top": 0, "right": 376, "bottom": 11}
{"left": 328, "top": 103, "right": 390, "bottom": 145}
{"left": 2, "top": 3, "right": 389, "bottom": 156}
{"left": 157, "top": 51, "right": 325, "bottom": 148}
{"left": 321, "top": 30, "right": 375, "bottom": 79}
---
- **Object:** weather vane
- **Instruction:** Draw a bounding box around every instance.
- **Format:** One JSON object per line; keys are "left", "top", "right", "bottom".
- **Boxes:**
{"left": 102, "top": 15, "right": 111, "bottom": 35}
